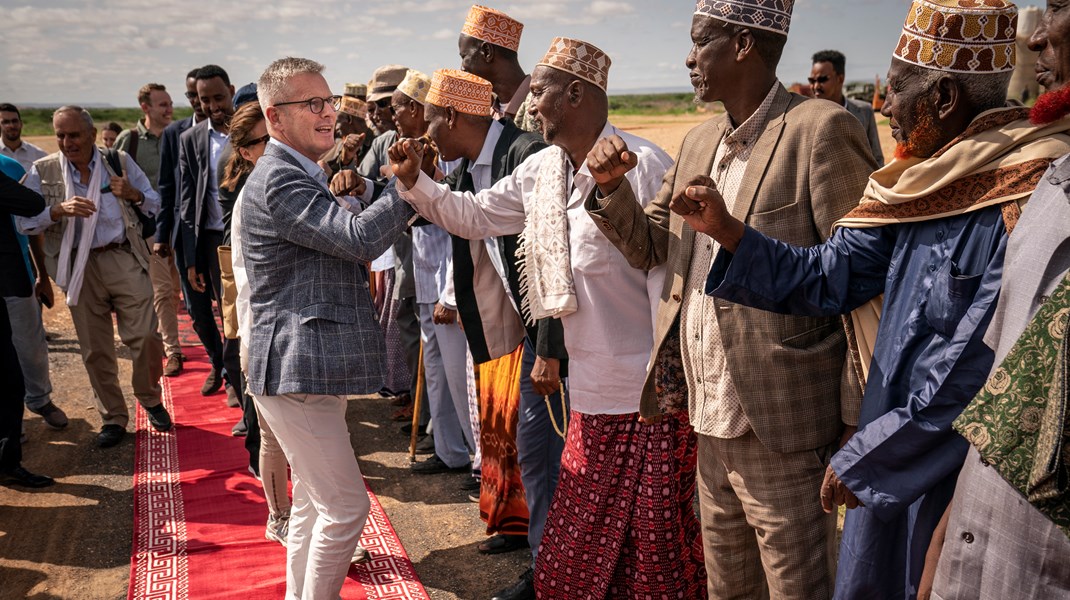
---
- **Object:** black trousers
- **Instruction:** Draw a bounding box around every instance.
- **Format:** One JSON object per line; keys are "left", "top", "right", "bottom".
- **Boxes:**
{"left": 176, "top": 234, "right": 224, "bottom": 370}
{"left": 0, "top": 299, "right": 25, "bottom": 470}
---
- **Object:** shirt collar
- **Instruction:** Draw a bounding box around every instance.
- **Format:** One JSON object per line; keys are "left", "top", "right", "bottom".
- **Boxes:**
{"left": 207, "top": 119, "right": 228, "bottom": 138}
{"left": 269, "top": 138, "right": 328, "bottom": 182}
{"left": 469, "top": 120, "right": 505, "bottom": 174}
{"left": 1047, "top": 153, "right": 1070, "bottom": 186}
{"left": 723, "top": 80, "right": 780, "bottom": 151}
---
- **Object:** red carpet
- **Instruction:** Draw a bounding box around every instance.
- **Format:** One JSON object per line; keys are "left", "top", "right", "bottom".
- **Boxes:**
{"left": 128, "top": 316, "right": 429, "bottom": 599}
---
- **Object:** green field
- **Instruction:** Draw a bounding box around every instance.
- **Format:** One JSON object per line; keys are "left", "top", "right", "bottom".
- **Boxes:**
{"left": 18, "top": 107, "right": 194, "bottom": 136}
{"left": 17, "top": 92, "right": 700, "bottom": 136}
{"left": 608, "top": 92, "right": 704, "bottom": 116}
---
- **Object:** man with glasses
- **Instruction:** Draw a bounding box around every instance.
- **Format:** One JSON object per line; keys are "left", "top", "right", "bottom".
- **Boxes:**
{"left": 810, "top": 49, "right": 884, "bottom": 167}
{"left": 0, "top": 103, "right": 47, "bottom": 172}
{"left": 178, "top": 65, "right": 240, "bottom": 411}
{"left": 243, "top": 57, "right": 415, "bottom": 599}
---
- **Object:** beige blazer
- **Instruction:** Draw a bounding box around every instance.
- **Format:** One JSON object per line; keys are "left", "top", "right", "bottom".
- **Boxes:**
{"left": 588, "top": 88, "right": 876, "bottom": 454}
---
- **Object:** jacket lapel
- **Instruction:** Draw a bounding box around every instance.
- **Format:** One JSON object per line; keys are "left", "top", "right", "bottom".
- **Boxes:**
{"left": 673, "top": 118, "right": 726, "bottom": 280}
{"left": 730, "top": 87, "right": 792, "bottom": 221}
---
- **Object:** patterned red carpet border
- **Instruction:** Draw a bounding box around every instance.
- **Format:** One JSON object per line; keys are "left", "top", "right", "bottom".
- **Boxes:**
{"left": 128, "top": 315, "right": 429, "bottom": 599}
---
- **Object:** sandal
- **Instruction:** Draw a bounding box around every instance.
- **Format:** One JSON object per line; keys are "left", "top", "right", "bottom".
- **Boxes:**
{"left": 477, "top": 534, "right": 529, "bottom": 555}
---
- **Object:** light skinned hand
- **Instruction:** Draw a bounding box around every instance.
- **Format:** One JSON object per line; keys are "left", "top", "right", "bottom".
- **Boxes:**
{"left": 109, "top": 176, "right": 140, "bottom": 203}
{"left": 50, "top": 196, "right": 96, "bottom": 220}
{"left": 586, "top": 134, "right": 638, "bottom": 196}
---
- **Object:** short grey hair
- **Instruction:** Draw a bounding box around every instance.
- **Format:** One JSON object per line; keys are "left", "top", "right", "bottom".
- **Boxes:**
{"left": 258, "top": 57, "right": 325, "bottom": 112}
{"left": 53, "top": 105, "right": 94, "bottom": 130}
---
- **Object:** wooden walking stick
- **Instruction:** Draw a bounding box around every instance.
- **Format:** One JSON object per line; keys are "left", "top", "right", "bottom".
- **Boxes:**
{"left": 408, "top": 342, "right": 425, "bottom": 463}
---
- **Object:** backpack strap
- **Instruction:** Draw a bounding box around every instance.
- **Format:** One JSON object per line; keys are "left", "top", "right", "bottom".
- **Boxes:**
{"left": 126, "top": 128, "right": 139, "bottom": 161}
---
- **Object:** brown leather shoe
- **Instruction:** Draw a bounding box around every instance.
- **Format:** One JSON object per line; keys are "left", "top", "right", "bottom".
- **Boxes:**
{"left": 163, "top": 354, "right": 184, "bottom": 377}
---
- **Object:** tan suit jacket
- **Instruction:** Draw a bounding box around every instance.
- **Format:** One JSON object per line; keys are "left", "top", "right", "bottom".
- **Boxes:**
{"left": 588, "top": 88, "right": 876, "bottom": 453}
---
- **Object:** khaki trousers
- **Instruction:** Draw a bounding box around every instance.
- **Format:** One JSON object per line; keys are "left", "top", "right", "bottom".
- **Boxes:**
{"left": 149, "top": 251, "right": 182, "bottom": 358}
{"left": 67, "top": 246, "right": 163, "bottom": 428}
{"left": 697, "top": 430, "right": 837, "bottom": 600}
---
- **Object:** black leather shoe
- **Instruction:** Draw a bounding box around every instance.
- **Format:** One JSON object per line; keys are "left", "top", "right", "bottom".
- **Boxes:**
{"left": 201, "top": 368, "right": 223, "bottom": 396}
{"left": 410, "top": 454, "right": 469, "bottom": 475}
{"left": 415, "top": 434, "right": 435, "bottom": 454}
{"left": 491, "top": 568, "right": 534, "bottom": 600}
{"left": 146, "top": 404, "right": 173, "bottom": 432}
{"left": 97, "top": 424, "right": 127, "bottom": 448}
{"left": 231, "top": 419, "right": 247, "bottom": 437}
{"left": 0, "top": 466, "right": 55, "bottom": 488}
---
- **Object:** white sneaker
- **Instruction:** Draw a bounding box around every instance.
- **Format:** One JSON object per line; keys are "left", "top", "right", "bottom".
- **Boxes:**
{"left": 265, "top": 514, "right": 289, "bottom": 546}
{"left": 351, "top": 545, "right": 369, "bottom": 564}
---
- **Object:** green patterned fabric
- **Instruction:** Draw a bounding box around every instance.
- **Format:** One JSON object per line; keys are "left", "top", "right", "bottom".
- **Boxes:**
{"left": 954, "top": 272, "right": 1070, "bottom": 539}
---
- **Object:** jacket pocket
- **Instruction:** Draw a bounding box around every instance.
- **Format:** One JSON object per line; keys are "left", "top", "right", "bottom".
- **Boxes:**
{"left": 299, "top": 303, "right": 357, "bottom": 325}
{"left": 924, "top": 261, "right": 982, "bottom": 338}
{"left": 781, "top": 321, "right": 839, "bottom": 349}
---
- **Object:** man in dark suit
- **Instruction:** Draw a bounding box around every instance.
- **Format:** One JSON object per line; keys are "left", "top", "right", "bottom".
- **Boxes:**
{"left": 158, "top": 68, "right": 221, "bottom": 390}
{"left": 178, "top": 65, "right": 237, "bottom": 401}
{"left": 0, "top": 166, "right": 54, "bottom": 488}
{"left": 243, "top": 57, "right": 416, "bottom": 599}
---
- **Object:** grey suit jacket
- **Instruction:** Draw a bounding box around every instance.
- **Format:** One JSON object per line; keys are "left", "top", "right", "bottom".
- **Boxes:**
{"left": 588, "top": 87, "right": 875, "bottom": 453}
{"left": 241, "top": 143, "right": 415, "bottom": 397}
{"left": 844, "top": 97, "right": 884, "bottom": 167}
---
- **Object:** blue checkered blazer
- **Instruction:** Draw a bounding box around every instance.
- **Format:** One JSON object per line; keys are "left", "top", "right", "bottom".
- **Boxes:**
{"left": 241, "top": 143, "right": 414, "bottom": 397}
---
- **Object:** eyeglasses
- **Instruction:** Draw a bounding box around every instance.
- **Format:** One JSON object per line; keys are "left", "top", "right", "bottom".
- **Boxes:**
{"left": 241, "top": 134, "right": 271, "bottom": 148}
{"left": 273, "top": 95, "right": 342, "bottom": 114}
{"left": 807, "top": 76, "right": 831, "bottom": 85}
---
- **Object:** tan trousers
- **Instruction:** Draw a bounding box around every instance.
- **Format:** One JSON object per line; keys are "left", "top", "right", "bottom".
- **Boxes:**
{"left": 67, "top": 246, "right": 163, "bottom": 428}
{"left": 697, "top": 430, "right": 837, "bottom": 600}
{"left": 149, "top": 251, "right": 182, "bottom": 358}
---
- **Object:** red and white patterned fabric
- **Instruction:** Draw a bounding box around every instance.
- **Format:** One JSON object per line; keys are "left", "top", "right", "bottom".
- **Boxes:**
{"left": 534, "top": 411, "right": 707, "bottom": 599}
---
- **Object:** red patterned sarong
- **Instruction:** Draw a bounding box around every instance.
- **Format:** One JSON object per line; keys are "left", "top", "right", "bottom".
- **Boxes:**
{"left": 534, "top": 411, "right": 706, "bottom": 599}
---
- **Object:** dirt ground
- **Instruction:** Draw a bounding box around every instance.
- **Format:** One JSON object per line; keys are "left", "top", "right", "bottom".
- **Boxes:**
{"left": 2, "top": 110, "right": 892, "bottom": 600}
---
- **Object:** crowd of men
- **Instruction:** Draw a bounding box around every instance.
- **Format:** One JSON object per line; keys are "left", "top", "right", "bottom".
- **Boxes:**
{"left": 2, "top": 0, "right": 1069, "bottom": 599}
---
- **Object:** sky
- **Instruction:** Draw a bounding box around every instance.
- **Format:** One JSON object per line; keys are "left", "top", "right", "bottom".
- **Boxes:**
{"left": 0, "top": 0, "right": 1047, "bottom": 107}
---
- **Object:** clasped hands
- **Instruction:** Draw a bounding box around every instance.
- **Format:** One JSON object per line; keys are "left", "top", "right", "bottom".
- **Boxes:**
{"left": 387, "top": 138, "right": 440, "bottom": 189}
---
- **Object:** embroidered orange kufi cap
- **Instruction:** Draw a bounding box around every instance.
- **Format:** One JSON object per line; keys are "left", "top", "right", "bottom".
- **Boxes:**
{"left": 462, "top": 5, "right": 524, "bottom": 52}
{"left": 537, "top": 37, "right": 612, "bottom": 91}
{"left": 426, "top": 69, "right": 494, "bottom": 116}
{"left": 894, "top": 0, "right": 1017, "bottom": 74}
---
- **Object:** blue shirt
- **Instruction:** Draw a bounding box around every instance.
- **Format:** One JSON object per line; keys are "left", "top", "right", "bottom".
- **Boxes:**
{"left": 706, "top": 206, "right": 1007, "bottom": 599}
{"left": 0, "top": 154, "right": 33, "bottom": 284}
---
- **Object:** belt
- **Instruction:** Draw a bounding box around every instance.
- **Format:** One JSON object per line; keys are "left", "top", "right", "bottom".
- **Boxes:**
{"left": 90, "top": 240, "right": 130, "bottom": 254}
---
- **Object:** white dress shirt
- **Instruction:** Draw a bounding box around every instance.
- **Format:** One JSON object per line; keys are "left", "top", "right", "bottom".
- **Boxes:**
{"left": 398, "top": 122, "right": 672, "bottom": 415}
{"left": 1, "top": 140, "right": 47, "bottom": 175}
